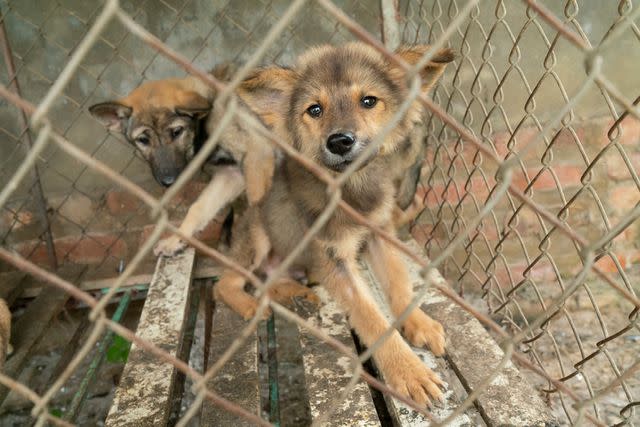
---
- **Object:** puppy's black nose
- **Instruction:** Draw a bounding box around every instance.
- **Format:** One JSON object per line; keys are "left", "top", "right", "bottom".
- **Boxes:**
{"left": 326, "top": 133, "right": 355, "bottom": 155}
{"left": 160, "top": 175, "right": 176, "bottom": 187}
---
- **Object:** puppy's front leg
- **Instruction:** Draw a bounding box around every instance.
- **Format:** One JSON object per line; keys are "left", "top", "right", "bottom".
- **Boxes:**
{"left": 366, "top": 235, "right": 445, "bottom": 356}
{"left": 154, "top": 167, "right": 245, "bottom": 257}
{"left": 312, "top": 244, "right": 443, "bottom": 406}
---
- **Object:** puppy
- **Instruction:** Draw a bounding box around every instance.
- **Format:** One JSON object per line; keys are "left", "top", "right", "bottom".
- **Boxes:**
{"left": 213, "top": 43, "right": 453, "bottom": 406}
{"left": 89, "top": 65, "right": 249, "bottom": 256}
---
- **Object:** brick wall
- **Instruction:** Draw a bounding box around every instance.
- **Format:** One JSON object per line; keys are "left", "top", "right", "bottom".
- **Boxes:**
{"left": 412, "top": 113, "right": 640, "bottom": 313}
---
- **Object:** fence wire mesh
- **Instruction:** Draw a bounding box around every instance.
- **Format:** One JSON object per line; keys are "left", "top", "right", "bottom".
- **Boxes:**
{"left": 0, "top": 0, "right": 637, "bottom": 425}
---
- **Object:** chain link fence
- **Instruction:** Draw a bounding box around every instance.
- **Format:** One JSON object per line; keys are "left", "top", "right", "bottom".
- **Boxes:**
{"left": 0, "top": 0, "right": 637, "bottom": 425}
{"left": 402, "top": 1, "right": 640, "bottom": 424}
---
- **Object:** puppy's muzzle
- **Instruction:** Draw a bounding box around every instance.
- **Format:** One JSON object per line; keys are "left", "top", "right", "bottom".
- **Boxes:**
{"left": 326, "top": 132, "right": 355, "bottom": 156}
{"left": 160, "top": 175, "right": 176, "bottom": 187}
{"left": 153, "top": 146, "right": 185, "bottom": 187}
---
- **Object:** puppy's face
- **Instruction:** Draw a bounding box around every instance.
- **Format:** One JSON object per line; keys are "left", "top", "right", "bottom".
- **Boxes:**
{"left": 285, "top": 43, "right": 454, "bottom": 173}
{"left": 89, "top": 79, "right": 210, "bottom": 187}
{"left": 290, "top": 46, "right": 398, "bottom": 172}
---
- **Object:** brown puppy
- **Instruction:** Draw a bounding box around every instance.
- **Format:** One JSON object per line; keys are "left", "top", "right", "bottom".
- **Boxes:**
{"left": 89, "top": 65, "right": 249, "bottom": 256}
{"left": 214, "top": 43, "right": 453, "bottom": 406}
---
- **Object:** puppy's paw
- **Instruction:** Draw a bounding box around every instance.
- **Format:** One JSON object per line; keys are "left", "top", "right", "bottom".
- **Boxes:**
{"left": 402, "top": 309, "right": 446, "bottom": 356}
{"left": 214, "top": 290, "right": 271, "bottom": 321}
{"left": 154, "top": 236, "right": 186, "bottom": 257}
{"left": 240, "top": 302, "right": 272, "bottom": 321}
{"left": 383, "top": 345, "right": 445, "bottom": 406}
{"left": 267, "top": 279, "right": 320, "bottom": 306}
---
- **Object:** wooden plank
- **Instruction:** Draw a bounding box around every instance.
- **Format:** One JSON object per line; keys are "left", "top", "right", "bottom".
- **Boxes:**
{"left": 295, "top": 287, "right": 381, "bottom": 426}
{"left": 11, "top": 264, "right": 222, "bottom": 299}
{"left": 273, "top": 312, "right": 312, "bottom": 427}
{"left": 105, "top": 248, "right": 196, "bottom": 427}
{"left": 175, "top": 282, "right": 208, "bottom": 425}
{"left": 420, "top": 264, "right": 556, "bottom": 426}
{"left": 0, "top": 286, "right": 69, "bottom": 407}
{"left": 364, "top": 243, "right": 476, "bottom": 426}
{"left": 200, "top": 302, "right": 261, "bottom": 426}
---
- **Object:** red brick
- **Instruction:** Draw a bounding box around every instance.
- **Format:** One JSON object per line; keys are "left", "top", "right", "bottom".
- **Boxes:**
{"left": 196, "top": 219, "right": 223, "bottom": 244}
{"left": 594, "top": 250, "right": 640, "bottom": 273}
{"left": 511, "top": 165, "right": 583, "bottom": 191}
{"left": 596, "top": 253, "right": 627, "bottom": 273}
{"left": 105, "top": 190, "right": 142, "bottom": 215}
{"left": 419, "top": 176, "right": 495, "bottom": 208}
{"left": 490, "top": 258, "right": 561, "bottom": 289}
{"left": 493, "top": 126, "right": 537, "bottom": 160}
{"left": 491, "top": 125, "right": 585, "bottom": 163}
{"left": 138, "top": 223, "right": 176, "bottom": 248}
{"left": 608, "top": 184, "right": 640, "bottom": 214}
{"left": 138, "top": 218, "right": 223, "bottom": 249}
{"left": 168, "top": 180, "right": 208, "bottom": 208}
{"left": 66, "top": 234, "right": 127, "bottom": 264}
{"left": 613, "top": 116, "right": 640, "bottom": 146}
{"left": 17, "top": 233, "right": 128, "bottom": 266}
{"left": 607, "top": 151, "right": 640, "bottom": 182}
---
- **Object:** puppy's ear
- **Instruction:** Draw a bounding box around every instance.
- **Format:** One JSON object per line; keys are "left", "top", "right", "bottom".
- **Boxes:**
{"left": 175, "top": 92, "right": 211, "bottom": 119}
{"left": 88, "top": 102, "right": 132, "bottom": 133}
{"left": 239, "top": 67, "right": 297, "bottom": 129}
{"left": 392, "top": 46, "right": 455, "bottom": 92}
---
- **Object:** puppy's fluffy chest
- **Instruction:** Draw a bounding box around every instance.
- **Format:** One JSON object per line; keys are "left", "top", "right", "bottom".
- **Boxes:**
{"left": 259, "top": 158, "right": 394, "bottom": 267}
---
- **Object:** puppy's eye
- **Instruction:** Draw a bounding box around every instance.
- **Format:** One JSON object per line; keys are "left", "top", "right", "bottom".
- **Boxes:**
{"left": 171, "top": 126, "right": 184, "bottom": 138}
{"left": 306, "top": 104, "right": 323, "bottom": 118}
{"left": 361, "top": 96, "right": 377, "bottom": 109}
{"left": 136, "top": 135, "right": 150, "bottom": 146}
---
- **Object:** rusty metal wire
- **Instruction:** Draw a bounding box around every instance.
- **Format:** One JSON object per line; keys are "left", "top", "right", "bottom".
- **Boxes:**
{"left": 404, "top": 0, "right": 640, "bottom": 424}
{"left": 0, "top": 0, "right": 638, "bottom": 425}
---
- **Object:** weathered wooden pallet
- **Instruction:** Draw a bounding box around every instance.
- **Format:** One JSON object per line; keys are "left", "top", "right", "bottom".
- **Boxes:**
{"left": 105, "top": 248, "right": 196, "bottom": 427}
{"left": 106, "top": 241, "right": 556, "bottom": 426}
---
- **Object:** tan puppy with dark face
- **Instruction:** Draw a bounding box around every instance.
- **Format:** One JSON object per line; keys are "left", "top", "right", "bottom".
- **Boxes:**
{"left": 214, "top": 43, "right": 453, "bottom": 406}
{"left": 89, "top": 65, "right": 249, "bottom": 257}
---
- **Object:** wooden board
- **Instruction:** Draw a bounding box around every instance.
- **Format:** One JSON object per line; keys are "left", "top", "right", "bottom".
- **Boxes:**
{"left": 105, "top": 248, "right": 196, "bottom": 427}
{"left": 294, "top": 288, "right": 381, "bottom": 426}
{"left": 200, "top": 302, "right": 261, "bottom": 426}
{"left": 10, "top": 263, "right": 221, "bottom": 299}
{"left": 421, "top": 267, "right": 556, "bottom": 426}
{"left": 273, "top": 313, "right": 313, "bottom": 426}
{"left": 363, "top": 253, "right": 476, "bottom": 427}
